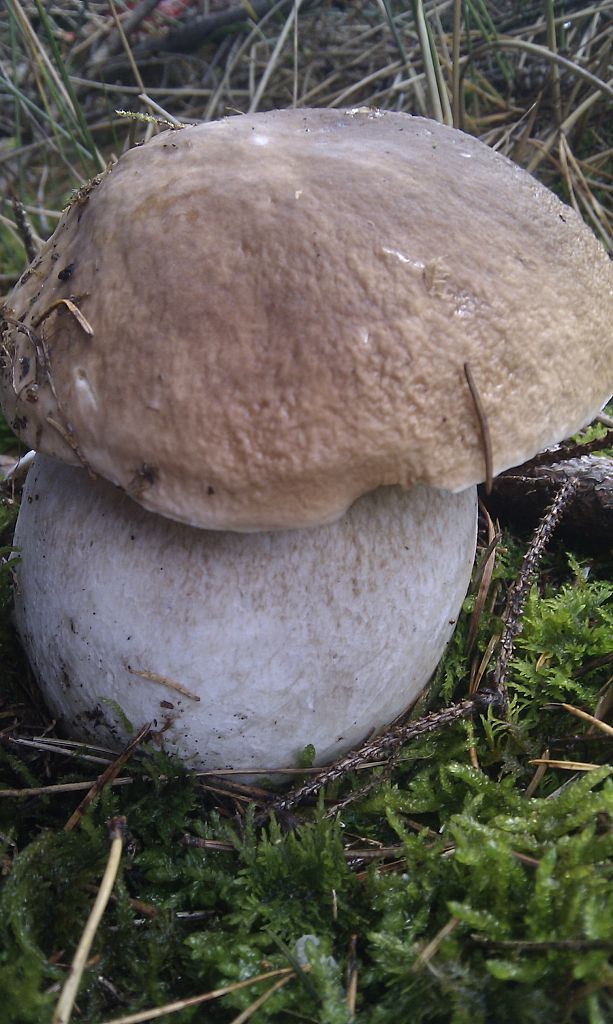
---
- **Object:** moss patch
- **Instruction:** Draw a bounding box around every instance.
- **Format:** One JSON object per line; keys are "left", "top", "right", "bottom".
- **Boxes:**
{"left": 0, "top": 533, "right": 611, "bottom": 1022}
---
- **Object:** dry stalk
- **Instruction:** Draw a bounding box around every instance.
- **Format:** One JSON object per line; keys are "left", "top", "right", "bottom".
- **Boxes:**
{"left": 0, "top": 777, "right": 132, "bottom": 798}
{"left": 53, "top": 817, "right": 126, "bottom": 1024}
{"left": 346, "top": 933, "right": 358, "bottom": 1016}
{"left": 99, "top": 967, "right": 300, "bottom": 1024}
{"left": 528, "top": 758, "right": 603, "bottom": 771}
{"left": 552, "top": 703, "right": 613, "bottom": 737}
{"left": 466, "top": 503, "right": 498, "bottom": 658}
{"left": 229, "top": 973, "right": 294, "bottom": 1024}
{"left": 411, "top": 916, "right": 460, "bottom": 973}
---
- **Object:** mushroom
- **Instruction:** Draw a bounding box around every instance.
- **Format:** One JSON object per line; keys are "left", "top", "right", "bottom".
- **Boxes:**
{"left": 2, "top": 108, "right": 612, "bottom": 773}
{"left": 13, "top": 456, "right": 476, "bottom": 768}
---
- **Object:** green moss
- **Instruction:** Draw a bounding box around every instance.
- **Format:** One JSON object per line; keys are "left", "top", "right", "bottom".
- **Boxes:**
{"left": 0, "top": 535, "right": 611, "bottom": 1022}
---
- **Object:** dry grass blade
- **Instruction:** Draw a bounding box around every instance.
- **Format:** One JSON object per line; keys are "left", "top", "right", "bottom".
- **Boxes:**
{"left": 99, "top": 968, "right": 297, "bottom": 1024}
{"left": 53, "top": 817, "right": 126, "bottom": 1024}
{"left": 525, "top": 748, "right": 550, "bottom": 798}
{"left": 466, "top": 503, "right": 498, "bottom": 660}
{"left": 411, "top": 0, "right": 444, "bottom": 122}
{"left": 470, "top": 633, "right": 500, "bottom": 697}
{"left": 552, "top": 703, "right": 613, "bottom": 737}
{"left": 0, "top": 777, "right": 132, "bottom": 798}
{"left": 107, "top": 0, "right": 146, "bottom": 98}
{"left": 544, "top": 0, "right": 562, "bottom": 128}
{"left": 451, "top": 0, "right": 462, "bottom": 126}
{"left": 529, "top": 758, "right": 605, "bottom": 771}
{"left": 6, "top": 0, "right": 105, "bottom": 173}
{"left": 9, "top": 0, "right": 77, "bottom": 118}
{"left": 346, "top": 933, "right": 358, "bottom": 1016}
{"left": 559, "top": 132, "right": 612, "bottom": 248}
{"left": 461, "top": 38, "right": 613, "bottom": 107}
{"left": 248, "top": 0, "right": 303, "bottom": 113}
{"left": 527, "top": 80, "right": 612, "bottom": 174}
{"left": 229, "top": 972, "right": 294, "bottom": 1023}
{"left": 412, "top": 916, "right": 460, "bottom": 972}
{"left": 2, "top": 734, "right": 115, "bottom": 766}
{"left": 471, "top": 935, "right": 613, "bottom": 952}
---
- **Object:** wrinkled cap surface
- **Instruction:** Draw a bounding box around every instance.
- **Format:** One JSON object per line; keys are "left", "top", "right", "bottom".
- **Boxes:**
{"left": 1, "top": 107, "right": 612, "bottom": 530}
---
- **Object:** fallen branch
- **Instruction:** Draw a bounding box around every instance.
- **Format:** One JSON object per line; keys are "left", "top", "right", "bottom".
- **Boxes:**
{"left": 486, "top": 455, "right": 612, "bottom": 545}
{"left": 106, "top": 0, "right": 318, "bottom": 63}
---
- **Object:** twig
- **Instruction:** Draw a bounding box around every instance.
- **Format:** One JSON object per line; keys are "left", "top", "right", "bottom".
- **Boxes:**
{"left": 195, "top": 761, "right": 386, "bottom": 775}
{"left": 257, "top": 692, "right": 500, "bottom": 823}
{"left": 521, "top": 429, "right": 613, "bottom": 468}
{"left": 322, "top": 757, "right": 398, "bottom": 818}
{"left": 53, "top": 817, "right": 126, "bottom": 1024}
{"left": 64, "top": 723, "right": 150, "bottom": 831}
{"left": 487, "top": 477, "right": 579, "bottom": 707}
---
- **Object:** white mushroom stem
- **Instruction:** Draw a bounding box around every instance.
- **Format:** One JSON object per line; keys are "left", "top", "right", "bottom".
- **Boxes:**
{"left": 13, "top": 455, "right": 477, "bottom": 776}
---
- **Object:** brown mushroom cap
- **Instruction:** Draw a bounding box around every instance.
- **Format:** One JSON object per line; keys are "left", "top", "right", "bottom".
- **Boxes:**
{"left": 1, "top": 108, "right": 611, "bottom": 530}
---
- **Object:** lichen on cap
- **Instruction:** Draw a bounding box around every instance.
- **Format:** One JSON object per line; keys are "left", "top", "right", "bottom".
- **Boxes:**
{"left": 1, "top": 107, "right": 611, "bottom": 531}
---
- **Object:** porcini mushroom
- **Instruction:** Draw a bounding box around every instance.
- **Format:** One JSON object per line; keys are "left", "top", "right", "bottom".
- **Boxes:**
{"left": 2, "top": 108, "right": 612, "bottom": 773}
{"left": 13, "top": 456, "right": 476, "bottom": 768}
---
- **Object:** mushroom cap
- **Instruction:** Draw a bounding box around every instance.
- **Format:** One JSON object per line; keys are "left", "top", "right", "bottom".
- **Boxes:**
{"left": 14, "top": 455, "right": 477, "bottom": 772}
{"left": 1, "top": 108, "right": 611, "bottom": 530}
